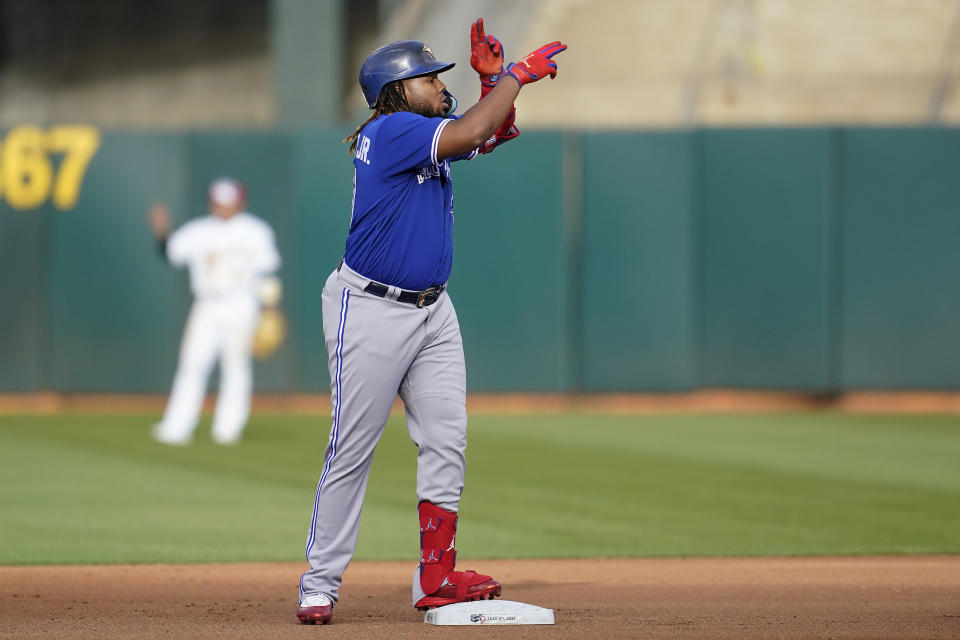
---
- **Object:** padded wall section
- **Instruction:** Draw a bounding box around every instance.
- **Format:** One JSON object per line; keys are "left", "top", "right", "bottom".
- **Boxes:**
{"left": 698, "top": 129, "right": 834, "bottom": 389}
{"left": 0, "top": 205, "right": 46, "bottom": 389}
{"left": 451, "top": 133, "right": 570, "bottom": 391}
{"left": 48, "top": 134, "right": 189, "bottom": 390}
{"left": 840, "top": 129, "right": 960, "bottom": 388}
{"left": 581, "top": 132, "right": 696, "bottom": 390}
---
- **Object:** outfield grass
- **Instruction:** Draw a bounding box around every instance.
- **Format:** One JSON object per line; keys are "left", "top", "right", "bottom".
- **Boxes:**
{"left": 0, "top": 412, "right": 958, "bottom": 565}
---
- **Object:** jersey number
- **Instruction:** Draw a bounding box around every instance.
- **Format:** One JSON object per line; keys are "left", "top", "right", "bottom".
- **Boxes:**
{"left": 0, "top": 125, "right": 102, "bottom": 210}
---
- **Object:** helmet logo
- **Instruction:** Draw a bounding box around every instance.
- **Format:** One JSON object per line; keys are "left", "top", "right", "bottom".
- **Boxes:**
{"left": 422, "top": 43, "right": 435, "bottom": 59}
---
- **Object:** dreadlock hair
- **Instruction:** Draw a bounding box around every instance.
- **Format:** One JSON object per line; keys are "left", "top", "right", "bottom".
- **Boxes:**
{"left": 344, "top": 80, "right": 410, "bottom": 154}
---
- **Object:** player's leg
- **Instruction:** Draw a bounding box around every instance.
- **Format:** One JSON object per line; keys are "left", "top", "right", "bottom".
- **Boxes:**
{"left": 398, "top": 293, "right": 501, "bottom": 609}
{"left": 299, "top": 270, "right": 425, "bottom": 608}
{"left": 211, "top": 297, "right": 258, "bottom": 445}
{"left": 398, "top": 294, "right": 467, "bottom": 511}
{"left": 154, "top": 301, "right": 221, "bottom": 444}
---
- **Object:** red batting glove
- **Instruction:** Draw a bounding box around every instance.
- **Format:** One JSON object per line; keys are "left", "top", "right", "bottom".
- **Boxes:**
{"left": 470, "top": 18, "right": 504, "bottom": 87}
{"left": 478, "top": 86, "right": 520, "bottom": 151}
{"left": 505, "top": 41, "right": 568, "bottom": 87}
{"left": 478, "top": 112, "right": 520, "bottom": 155}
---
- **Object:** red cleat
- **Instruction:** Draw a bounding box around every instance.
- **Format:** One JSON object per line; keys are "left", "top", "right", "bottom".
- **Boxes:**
{"left": 415, "top": 569, "right": 502, "bottom": 610}
{"left": 297, "top": 593, "right": 333, "bottom": 625}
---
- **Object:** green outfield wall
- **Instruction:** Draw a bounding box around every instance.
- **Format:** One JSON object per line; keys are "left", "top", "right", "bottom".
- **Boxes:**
{"left": 698, "top": 129, "right": 835, "bottom": 391}
{"left": 1, "top": 126, "right": 957, "bottom": 393}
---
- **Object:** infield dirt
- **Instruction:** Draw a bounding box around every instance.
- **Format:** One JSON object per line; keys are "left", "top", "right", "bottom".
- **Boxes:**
{"left": 2, "top": 557, "right": 959, "bottom": 639}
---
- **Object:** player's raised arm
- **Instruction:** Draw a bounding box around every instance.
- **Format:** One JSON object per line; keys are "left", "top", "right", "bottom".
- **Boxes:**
{"left": 148, "top": 202, "right": 171, "bottom": 240}
{"left": 468, "top": 18, "right": 520, "bottom": 155}
{"left": 147, "top": 202, "right": 172, "bottom": 261}
{"left": 436, "top": 38, "right": 567, "bottom": 160}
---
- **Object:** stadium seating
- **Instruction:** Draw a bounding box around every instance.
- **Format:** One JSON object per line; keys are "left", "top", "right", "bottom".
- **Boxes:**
{"left": 513, "top": 0, "right": 960, "bottom": 126}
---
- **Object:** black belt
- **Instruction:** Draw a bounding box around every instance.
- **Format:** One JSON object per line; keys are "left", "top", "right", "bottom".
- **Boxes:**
{"left": 363, "top": 281, "right": 446, "bottom": 308}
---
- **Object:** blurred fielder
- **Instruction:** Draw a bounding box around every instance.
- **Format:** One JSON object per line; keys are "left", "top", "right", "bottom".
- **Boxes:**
{"left": 296, "top": 18, "right": 566, "bottom": 625}
{"left": 148, "top": 177, "right": 281, "bottom": 446}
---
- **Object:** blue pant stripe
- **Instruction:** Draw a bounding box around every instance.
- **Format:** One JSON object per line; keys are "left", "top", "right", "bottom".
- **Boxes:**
{"left": 301, "top": 287, "right": 350, "bottom": 599}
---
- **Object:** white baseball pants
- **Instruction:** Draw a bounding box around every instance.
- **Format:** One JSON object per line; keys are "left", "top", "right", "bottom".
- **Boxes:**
{"left": 154, "top": 295, "right": 259, "bottom": 445}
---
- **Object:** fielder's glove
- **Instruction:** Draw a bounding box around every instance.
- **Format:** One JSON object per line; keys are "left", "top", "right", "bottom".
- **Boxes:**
{"left": 252, "top": 307, "right": 287, "bottom": 361}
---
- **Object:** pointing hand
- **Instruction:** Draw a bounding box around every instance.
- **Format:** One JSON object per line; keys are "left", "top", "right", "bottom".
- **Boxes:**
{"left": 505, "top": 41, "right": 568, "bottom": 87}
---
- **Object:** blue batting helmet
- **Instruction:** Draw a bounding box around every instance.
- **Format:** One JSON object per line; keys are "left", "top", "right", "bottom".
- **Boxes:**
{"left": 359, "top": 40, "right": 455, "bottom": 108}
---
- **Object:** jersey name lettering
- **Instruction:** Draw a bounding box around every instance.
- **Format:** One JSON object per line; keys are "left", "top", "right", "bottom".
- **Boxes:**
{"left": 356, "top": 135, "right": 371, "bottom": 165}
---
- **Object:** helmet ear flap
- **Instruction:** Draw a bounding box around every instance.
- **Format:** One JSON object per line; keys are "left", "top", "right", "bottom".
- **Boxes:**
{"left": 442, "top": 90, "right": 457, "bottom": 116}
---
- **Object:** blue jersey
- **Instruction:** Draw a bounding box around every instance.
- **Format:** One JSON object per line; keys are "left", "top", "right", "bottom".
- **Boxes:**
{"left": 343, "top": 111, "right": 477, "bottom": 291}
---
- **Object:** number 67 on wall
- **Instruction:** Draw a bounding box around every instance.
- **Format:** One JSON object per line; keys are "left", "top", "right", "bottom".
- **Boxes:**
{"left": 0, "top": 125, "right": 101, "bottom": 211}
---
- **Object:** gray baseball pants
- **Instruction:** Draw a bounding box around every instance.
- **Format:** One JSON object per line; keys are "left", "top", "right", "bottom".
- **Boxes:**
{"left": 299, "top": 263, "right": 467, "bottom": 603}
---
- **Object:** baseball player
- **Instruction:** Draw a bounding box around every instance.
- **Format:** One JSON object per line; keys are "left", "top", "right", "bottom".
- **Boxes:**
{"left": 148, "top": 177, "right": 280, "bottom": 446}
{"left": 296, "top": 19, "right": 566, "bottom": 625}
